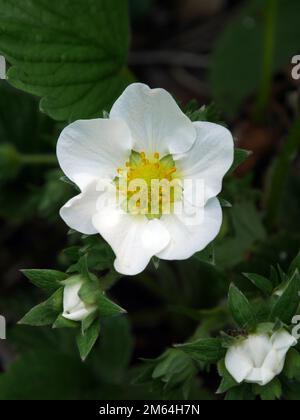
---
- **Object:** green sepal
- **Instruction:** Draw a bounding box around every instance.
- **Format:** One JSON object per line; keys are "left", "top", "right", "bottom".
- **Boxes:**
{"left": 76, "top": 320, "right": 101, "bottom": 361}
{"left": 175, "top": 338, "right": 226, "bottom": 364}
{"left": 243, "top": 272, "right": 273, "bottom": 295}
{"left": 217, "top": 360, "right": 238, "bottom": 394}
{"left": 21, "top": 269, "right": 67, "bottom": 292}
{"left": 270, "top": 270, "right": 300, "bottom": 324}
{"left": 253, "top": 378, "right": 282, "bottom": 401}
{"left": 19, "top": 288, "right": 63, "bottom": 327}
{"left": 228, "top": 284, "right": 257, "bottom": 330}
{"left": 52, "top": 314, "right": 78, "bottom": 329}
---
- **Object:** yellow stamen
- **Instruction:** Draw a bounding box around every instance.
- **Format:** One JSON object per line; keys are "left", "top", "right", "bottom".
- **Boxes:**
{"left": 115, "top": 150, "right": 181, "bottom": 219}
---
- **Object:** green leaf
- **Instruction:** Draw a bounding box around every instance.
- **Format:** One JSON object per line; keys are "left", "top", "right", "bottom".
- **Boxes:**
{"left": 270, "top": 266, "right": 280, "bottom": 287}
{"left": 194, "top": 243, "right": 215, "bottom": 266}
{"left": 81, "top": 310, "right": 98, "bottom": 334}
{"left": 21, "top": 269, "right": 67, "bottom": 292}
{"left": 270, "top": 270, "right": 300, "bottom": 324}
{"left": 0, "top": 350, "right": 94, "bottom": 400}
{"left": 0, "top": 0, "right": 133, "bottom": 122}
{"left": 215, "top": 200, "right": 266, "bottom": 269}
{"left": 289, "top": 251, "right": 300, "bottom": 277}
{"left": 52, "top": 314, "right": 78, "bottom": 329}
{"left": 97, "top": 293, "right": 126, "bottom": 317}
{"left": 76, "top": 319, "right": 100, "bottom": 361}
{"left": 228, "top": 284, "right": 257, "bottom": 330}
{"left": 243, "top": 272, "right": 273, "bottom": 295}
{"left": 77, "top": 255, "right": 94, "bottom": 282}
{"left": 229, "top": 149, "right": 252, "bottom": 174}
{"left": 89, "top": 316, "right": 133, "bottom": 384}
{"left": 137, "top": 349, "right": 197, "bottom": 398}
{"left": 283, "top": 348, "right": 300, "bottom": 380}
{"left": 282, "top": 379, "right": 300, "bottom": 401}
{"left": 225, "top": 384, "right": 255, "bottom": 401}
{"left": 217, "top": 360, "right": 238, "bottom": 394}
{"left": 78, "top": 274, "right": 125, "bottom": 317}
{"left": 175, "top": 338, "right": 226, "bottom": 364}
{"left": 253, "top": 378, "right": 282, "bottom": 401}
{"left": 219, "top": 198, "right": 232, "bottom": 208}
{"left": 184, "top": 102, "right": 224, "bottom": 124}
{"left": 19, "top": 288, "right": 63, "bottom": 326}
{"left": 152, "top": 350, "right": 183, "bottom": 379}
{"left": 79, "top": 280, "right": 101, "bottom": 306}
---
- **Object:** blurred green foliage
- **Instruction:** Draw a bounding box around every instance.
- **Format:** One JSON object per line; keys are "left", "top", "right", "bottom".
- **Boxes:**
{"left": 211, "top": 0, "right": 300, "bottom": 116}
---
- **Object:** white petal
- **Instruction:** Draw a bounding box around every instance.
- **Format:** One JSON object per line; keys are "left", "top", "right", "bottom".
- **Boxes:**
{"left": 263, "top": 348, "right": 284, "bottom": 376}
{"left": 63, "top": 306, "right": 95, "bottom": 322}
{"left": 110, "top": 83, "right": 196, "bottom": 156}
{"left": 60, "top": 181, "right": 99, "bottom": 235}
{"left": 246, "top": 334, "right": 272, "bottom": 368}
{"left": 271, "top": 330, "right": 297, "bottom": 351}
{"left": 92, "top": 189, "right": 170, "bottom": 276}
{"left": 177, "top": 122, "right": 234, "bottom": 206}
{"left": 57, "top": 118, "right": 133, "bottom": 190}
{"left": 225, "top": 346, "right": 253, "bottom": 384}
{"left": 63, "top": 282, "right": 82, "bottom": 312}
{"left": 62, "top": 280, "right": 96, "bottom": 321}
{"left": 157, "top": 197, "right": 222, "bottom": 260}
{"left": 246, "top": 367, "right": 275, "bottom": 386}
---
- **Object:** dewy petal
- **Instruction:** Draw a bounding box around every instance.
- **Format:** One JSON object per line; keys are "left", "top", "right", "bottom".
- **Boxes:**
{"left": 57, "top": 118, "right": 133, "bottom": 190}
{"left": 92, "top": 188, "right": 170, "bottom": 276}
{"left": 177, "top": 121, "right": 234, "bottom": 206}
{"left": 157, "top": 197, "right": 222, "bottom": 261}
{"left": 60, "top": 180, "right": 99, "bottom": 235}
{"left": 110, "top": 83, "right": 196, "bottom": 156}
{"left": 225, "top": 346, "right": 253, "bottom": 384}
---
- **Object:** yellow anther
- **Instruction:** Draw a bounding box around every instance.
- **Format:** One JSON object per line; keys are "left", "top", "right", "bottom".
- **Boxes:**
{"left": 167, "top": 168, "right": 177, "bottom": 175}
{"left": 115, "top": 150, "right": 181, "bottom": 219}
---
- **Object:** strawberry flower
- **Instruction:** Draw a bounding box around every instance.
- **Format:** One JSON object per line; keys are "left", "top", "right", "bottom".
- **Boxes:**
{"left": 57, "top": 83, "right": 234, "bottom": 275}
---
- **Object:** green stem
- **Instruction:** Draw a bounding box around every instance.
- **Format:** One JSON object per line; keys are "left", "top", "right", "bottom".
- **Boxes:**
{"left": 266, "top": 115, "right": 300, "bottom": 228}
{"left": 253, "top": 0, "right": 278, "bottom": 122}
{"left": 21, "top": 153, "right": 57, "bottom": 166}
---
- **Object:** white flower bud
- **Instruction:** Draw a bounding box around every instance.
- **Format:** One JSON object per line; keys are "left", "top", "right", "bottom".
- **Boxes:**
{"left": 225, "top": 329, "right": 297, "bottom": 386}
{"left": 62, "top": 277, "right": 96, "bottom": 322}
